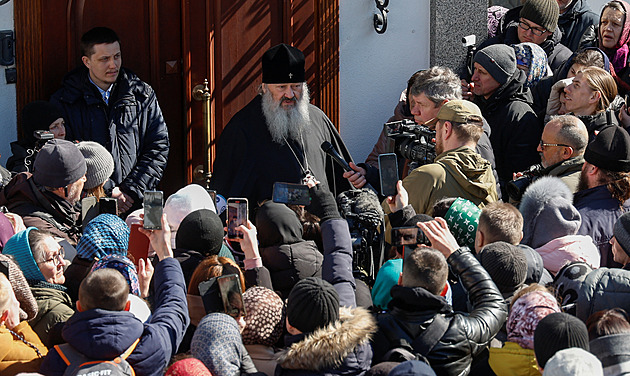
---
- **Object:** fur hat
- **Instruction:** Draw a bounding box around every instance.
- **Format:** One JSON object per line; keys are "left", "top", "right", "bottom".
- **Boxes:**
{"left": 520, "top": 0, "right": 559, "bottom": 33}
{"left": 478, "top": 241, "right": 528, "bottom": 294}
{"left": 614, "top": 211, "right": 630, "bottom": 258}
{"left": 175, "top": 209, "right": 224, "bottom": 256}
{"left": 520, "top": 176, "right": 581, "bottom": 249}
{"left": 262, "top": 43, "right": 305, "bottom": 84}
{"left": 77, "top": 214, "right": 130, "bottom": 260}
{"left": 241, "top": 286, "right": 284, "bottom": 347}
{"left": 584, "top": 126, "right": 630, "bottom": 172}
{"left": 21, "top": 100, "right": 63, "bottom": 145}
{"left": 534, "top": 312, "right": 590, "bottom": 368}
{"left": 33, "top": 139, "right": 87, "bottom": 188}
{"left": 474, "top": 44, "right": 517, "bottom": 85}
{"left": 286, "top": 277, "right": 339, "bottom": 333}
{"left": 0, "top": 253, "right": 39, "bottom": 320}
{"left": 77, "top": 141, "right": 114, "bottom": 190}
{"left": 543, "top": 347, "right": 603, "bottom": 375}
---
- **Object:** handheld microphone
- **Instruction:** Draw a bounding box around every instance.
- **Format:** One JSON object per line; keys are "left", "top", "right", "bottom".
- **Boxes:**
{"left": 321, "top": 141, "right": 352, "bottom": 172}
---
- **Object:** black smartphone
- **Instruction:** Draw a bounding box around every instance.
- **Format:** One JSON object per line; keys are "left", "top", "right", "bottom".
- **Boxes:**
{"left": 379, "top": 153, "right": 398, "bottom": 197}
{"left": 198, "top": 277, "right": 223, "bottom": 314}
{"left": 227, "top": 198, "right": 248, "bottom": 239}
{"left": 272, "top": 182, "right": 311, "bottom": 205}
{"left": 99, "top": 197, "right": 118, "bottom": 215}
{"left": 392, "top": 226, "right": 419, "bottom": 247}
{"left": 81, "top": 196, "right": 98, "bottom": 230}
{"left": 143, "top": 190, "right": 164, "bottom": 230}
{"left": 218, "top": 274, "right": 246, "bottom": 318}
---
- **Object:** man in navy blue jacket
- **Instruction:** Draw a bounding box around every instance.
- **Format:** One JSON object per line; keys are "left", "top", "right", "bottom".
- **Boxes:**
{"left": 39, "top": 214, "right": 189, "bottom": 376}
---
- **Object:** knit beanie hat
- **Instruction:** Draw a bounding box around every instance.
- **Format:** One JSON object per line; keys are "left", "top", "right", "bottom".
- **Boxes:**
{"left": 474, "top": 44, "right": 517, "bottom": 85}
{"left": 3, "top": 227, "right": 46, "bottom": 281}
{"left": 534, "top": 312, "right": 590, "bottom": 368}
{"left": 165, "top": 358, "right": 212, "bottom": 376}
{"left": 552, "top": 261, "right": 592, "bottom": 313}
{"left": 584, "top": 126, "right": 630, "bottom": 172}
{"left": 241, "top": 286, "right": 284, "bottom": 346}
{"left": 77, "top": 141, "right": 114, "bottom": 190}
{"left": 507, "top": 290, "right": 561, "bottom": 349}
{"left": 0, "top": 253, "right": 39, "bottom": 320}
{"left": 520, "top": 176, "right": 581, "bottom": 249}
{"left": 543, "top": 347, "right": 603, "bottom": 376}
{"left": 164, "top": 184, "right": 216, "bottom": 248}
{"left": 33, "top": 139, "right": 87, "bottom": 188}
{"left": 77, "top": 214, "right": 130, "bottom": 260}
{"left": 262, "top": 43, "right": 305, "bottom": 84}
{"left": 444, "top": 198, "right": 481, "bottom": 250}
{"left": 176, "top": 209, "right": 224, "bottom": 256}
{"left": 614, "top": 211, "right": 630, "bottom": 258}
{"left": 520, "top": 0, "right": 559, "bottom": 33}
{"left": 478, "top": 241, "right": 528, "bottom": 294}
{"left": 91, "top": 254, "right": 140, "bottom": 296}
{"left": 286, "top": 277, "right": 339, "bottom": 333}
{"left": 21, "top": 100, "right": 63, "bottom": 145}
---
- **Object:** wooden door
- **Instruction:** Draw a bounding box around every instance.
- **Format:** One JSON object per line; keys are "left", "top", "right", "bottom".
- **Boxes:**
{"left": 14, "top": 0, "right": 339, "bottom": 195}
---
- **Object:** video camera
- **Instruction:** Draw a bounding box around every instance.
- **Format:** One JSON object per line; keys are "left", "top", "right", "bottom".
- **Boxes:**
{"left": 24, "top": 130, "right": 55, "bottom": 172}
{"left": 507, "top": 164, "right": 544, "bottom": 202}
{"left": 385, "top": 119, "right": 436, "bottom": 168}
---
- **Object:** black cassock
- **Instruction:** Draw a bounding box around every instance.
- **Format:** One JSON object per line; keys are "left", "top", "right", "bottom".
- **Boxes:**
{"left": 210, "top": 95, "right": 353, "bottom": 207}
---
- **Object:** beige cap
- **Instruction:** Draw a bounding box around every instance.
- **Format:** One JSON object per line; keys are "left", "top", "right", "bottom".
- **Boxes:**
{"left": 425, "top": 100, "right": 483, "bottom": 126}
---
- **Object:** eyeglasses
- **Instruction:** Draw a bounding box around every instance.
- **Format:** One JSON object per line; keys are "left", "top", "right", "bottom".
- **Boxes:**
{"left": 518, "top": 20, "right": 548, "bottom": 36}
{"left": 539, "top": 140, "right": 571, "bottom": 150}
{"left": 37, "top": 246, "right": 65, "bottom": 267}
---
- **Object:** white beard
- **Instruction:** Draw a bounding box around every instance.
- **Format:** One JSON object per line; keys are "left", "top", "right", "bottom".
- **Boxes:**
{"left": 262, "top": 85, "right": 311, "bottom": 144}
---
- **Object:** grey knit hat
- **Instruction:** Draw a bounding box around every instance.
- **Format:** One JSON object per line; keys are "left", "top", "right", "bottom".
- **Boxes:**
{"left": 478, "top": 241, "right": 528, "bottom": 294}
{"left": 520, "top": 176, "right": 581, "bottom": 249}
{"left": 77, "top": 141, "right": 114, "bottom": 190}
{"left": 520, "top": 0, "right": 559, "bottom": 33}
{"left": 33, "top": 139, "right": 86, "bottom": 188}
{"left": 474, "top": 44, "right": 517, "bottom": 85}
{"left": 614, "top": 212, "right": 630, "bottom": 258}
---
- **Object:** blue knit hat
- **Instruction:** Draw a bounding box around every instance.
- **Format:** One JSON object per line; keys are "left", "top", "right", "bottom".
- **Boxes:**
{"left": 3, "top": 227, "right": 46, "bottom": 281}
{"left": 77, "top": 214, "right": 130, "bottom": 260}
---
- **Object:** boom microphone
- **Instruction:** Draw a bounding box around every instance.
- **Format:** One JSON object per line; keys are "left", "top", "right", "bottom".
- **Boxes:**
{"left": 321, "top": 141, "right": 353, "bottom": 172}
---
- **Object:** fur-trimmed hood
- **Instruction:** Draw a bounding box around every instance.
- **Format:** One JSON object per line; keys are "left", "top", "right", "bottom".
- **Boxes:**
{"left": 276, "top": 306, "right": 376, "bottom": 372}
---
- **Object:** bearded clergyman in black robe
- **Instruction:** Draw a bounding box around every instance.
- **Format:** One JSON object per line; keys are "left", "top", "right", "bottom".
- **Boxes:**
{"left": 210, "top": 43, "right": 353, "bottom": 207}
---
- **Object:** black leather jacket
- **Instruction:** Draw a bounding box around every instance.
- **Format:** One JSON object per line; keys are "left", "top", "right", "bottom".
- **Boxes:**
{"left": 372, "top": 248, "right": 507, "bottom": 376}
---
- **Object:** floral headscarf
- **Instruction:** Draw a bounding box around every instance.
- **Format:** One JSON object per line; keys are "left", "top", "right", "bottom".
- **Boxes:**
{"left": 512, "top": 42, "right": 549, "bottom": 87}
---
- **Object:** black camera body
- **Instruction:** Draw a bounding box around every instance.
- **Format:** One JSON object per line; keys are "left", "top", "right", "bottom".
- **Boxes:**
{"left": 385, "top": 119, "right": 437, "bottom": 167}
{"left": 507, "top": 164, "right": 544, "bottom": 201}
{"left": 33, "top": 130, "right": 54, "bottom": 141}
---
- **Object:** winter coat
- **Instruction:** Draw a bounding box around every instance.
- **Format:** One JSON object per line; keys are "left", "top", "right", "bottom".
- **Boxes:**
{"left": 40, "top": 257, "right": 190, "bottom": 376}
{"left": 372, "top": 248, "right": 507, "bottom": 376}
{"left": 371, "top": 258, "right": 403, "bottom": 311}
{"left": 575, "top": 267, "right": 630, "bottom": 322}
{"left": 474, "top": 70, "right": 541, "bottom": 187}
{"left": 393, "top": 146, "right": 498, "bottom": 217}
{"left": 275, "top": 218, "right": 375, "bottom": 376}
{"left": 245, "top": 344, "right": 277, "bottom": 376}
{"left": 488, "top": 341, "right": 539, "bottom": 376}
{"left": 519, "top": 244, "right": 553, "bottom": 286}
{"left": 574, "top": 185, "right": 630, "bottom": 268}
{"left": 260, "top": 243, "right": 322, "bottom": 299}
{"left": 590, "top": 333, "right": 630, "bottom": 375}
{"left": 558, "top": 0, "right": 599, "bottom": 52}
{"left": 62, "top": 257, "right": 94, "bottom": 303}
{"left": 578, "top": 112, "right": 620, "bottom": 143}
{"left": 50, "top": 67, "right": 169, "bottom": 202}
{"left": 0, "top": 172, "right": 81, "bottom": 244}
{"left": 30, "top": 286, "right": 74, "bottom": 348}
{"left": 534, "top": 234, "right": 600, "bottom": 275}
{"left": 538, "top": 155, "right": 584, "bottom": 193}
{"left": 6, "top": 141, "right": 30, "bottom": 174}
{"left": 0, "top": 321, "right": 48, "bottom": 375}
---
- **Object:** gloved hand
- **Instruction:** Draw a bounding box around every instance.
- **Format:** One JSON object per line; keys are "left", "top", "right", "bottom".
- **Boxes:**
{"left": 306, "top": 183, "right": 341, "bottom": 223}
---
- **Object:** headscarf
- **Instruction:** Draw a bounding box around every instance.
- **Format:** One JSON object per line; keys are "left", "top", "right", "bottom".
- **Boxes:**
{"left": 599, "top": 1, "right": 630, "bottom": 74}
{"left": 90, "top": 254, "right": 140, "bottom": 296}
{"left": 255, "top": 201, "right": 304, "bottom": 247}
{"left": 241, "top": 286, "right": 284, "bottom": 347}
{"left": 512, "top": 42, "right": 549, "bottom": 87}
{"left": 77, "top": 214, "right": 130, "bottom": 260}
{"left": 191, "top": 313, "right": 245, "bottom": 376}
{"left": 165, "top": 358, "right": 212, "bottom": 376}
{"left": 3, "top": 227, "right": 46, "bottom": 281}
{"left": 507, "top": 290, "right": 561, "bottom": 349}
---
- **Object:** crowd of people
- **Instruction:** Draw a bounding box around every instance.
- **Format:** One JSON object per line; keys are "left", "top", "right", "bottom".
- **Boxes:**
{"left": 4, "top": 0, "right": 630, "bottom": 375}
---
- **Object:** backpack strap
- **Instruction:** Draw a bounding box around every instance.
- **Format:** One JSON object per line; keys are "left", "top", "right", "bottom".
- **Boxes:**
{"left": 119, "top": 338, "right": 141, "bottom": 360}
{"left": 54, "top": 337, "right": 141, "bottom": 366}
{"left": 410, "top": 314, "right": 450, "bottom": 356}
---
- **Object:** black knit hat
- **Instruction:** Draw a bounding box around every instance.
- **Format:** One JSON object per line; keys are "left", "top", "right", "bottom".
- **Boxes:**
{"left": 534, "top": 312, "right": 589, "bottom": 368}
{"left": 520, "top": 0, "right": 559, "bottom": 32}
{"left": 614, "top": 212, "right": 630, "bottom": 258}
{"left": 33, "top": 139, "right": 86, "bottom": 188}
{"left": 286, "top": 277, "right": 339, "bottom": 333}
{"left": 175, "top": 209, "right": 224, "bottom": 257}
{"left": 262, "top": 43, "right": 305, "bottom": 84}
{"left": 21, "top": 100, "right": 63, "bottom": 145}
{"left": 584, "top": 126, "right": 630, "bottom": 172}
{"left": 474, "top": 44, "right": 517, "bottom": 85}
{"left": 478, "top": 241, "right": 528, "bottom": 294}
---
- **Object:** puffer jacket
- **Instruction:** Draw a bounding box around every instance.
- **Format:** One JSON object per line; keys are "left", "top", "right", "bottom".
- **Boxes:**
{"left": 534, "top": 235, "right": 600, "bottom": 275}
{"left": 372, "top": 248, "right": 507, "bottom": 376}
{"left": 575, "top": 267, "right": 630, "bottom": 322}
{"left": 50, "top": 67, "right": 169, "bottom": 202}
{"left": 488, "top": 341, "right": 539, "bottom": 376}
{"left": 30, "top": 286, "right": 74, "bottom": 348}
{"left": 558, "top": 0, "right": 599, "bottom": 52}
{"left": 574, "top": 185, "right": 630, "bottom": 268}
{"left": 473, "top": 70, "right": 541, "bottom": 188}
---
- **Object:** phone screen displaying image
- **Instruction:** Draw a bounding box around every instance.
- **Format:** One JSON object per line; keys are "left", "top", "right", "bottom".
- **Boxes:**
{"left": 218, "top": 274, "right": 246, "bottom": 318}
{"left": 272, "top": 182, "right": 311, "bottom": 206}
{"left": 379, "top": 153, "right": 399, "bottom": 197}
{"left": 391, "top": 226, "right": 419, "bottom": 247}
{"left": 227, "top": 198, "right": 248, "bottom": 239}
{"left": 143, "top": 191, "right": 164, "bottom": 230}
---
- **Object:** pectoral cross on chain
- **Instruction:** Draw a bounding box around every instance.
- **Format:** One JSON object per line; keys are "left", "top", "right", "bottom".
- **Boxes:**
{"left": 289, "top": 73, "right": 293, "bottom": 79}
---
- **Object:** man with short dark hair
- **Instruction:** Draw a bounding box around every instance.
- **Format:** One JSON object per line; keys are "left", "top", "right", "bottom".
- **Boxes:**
{"left": 574, "top": 126, "right": 630, "bottom": 268}
{"left": 50, "top": 27, "right": 169, "bottom": 214}
{"left": 371, "top": 218, "right": 506, "bottom": 375}
{"left": 0, "top": 139, "right": 86, "bottom": 244}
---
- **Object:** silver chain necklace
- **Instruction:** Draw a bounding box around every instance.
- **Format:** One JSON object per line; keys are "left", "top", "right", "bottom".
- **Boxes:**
{"left": 283, "top": 133, "right": 315, "bottom": 183}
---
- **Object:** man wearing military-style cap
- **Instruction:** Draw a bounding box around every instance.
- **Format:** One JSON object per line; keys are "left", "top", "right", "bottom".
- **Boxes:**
{"left": 210, "top": 43, "right": 352, "bottom": 208}
{"left": 396, "top": 100, "right": 499, "bottom": 216}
